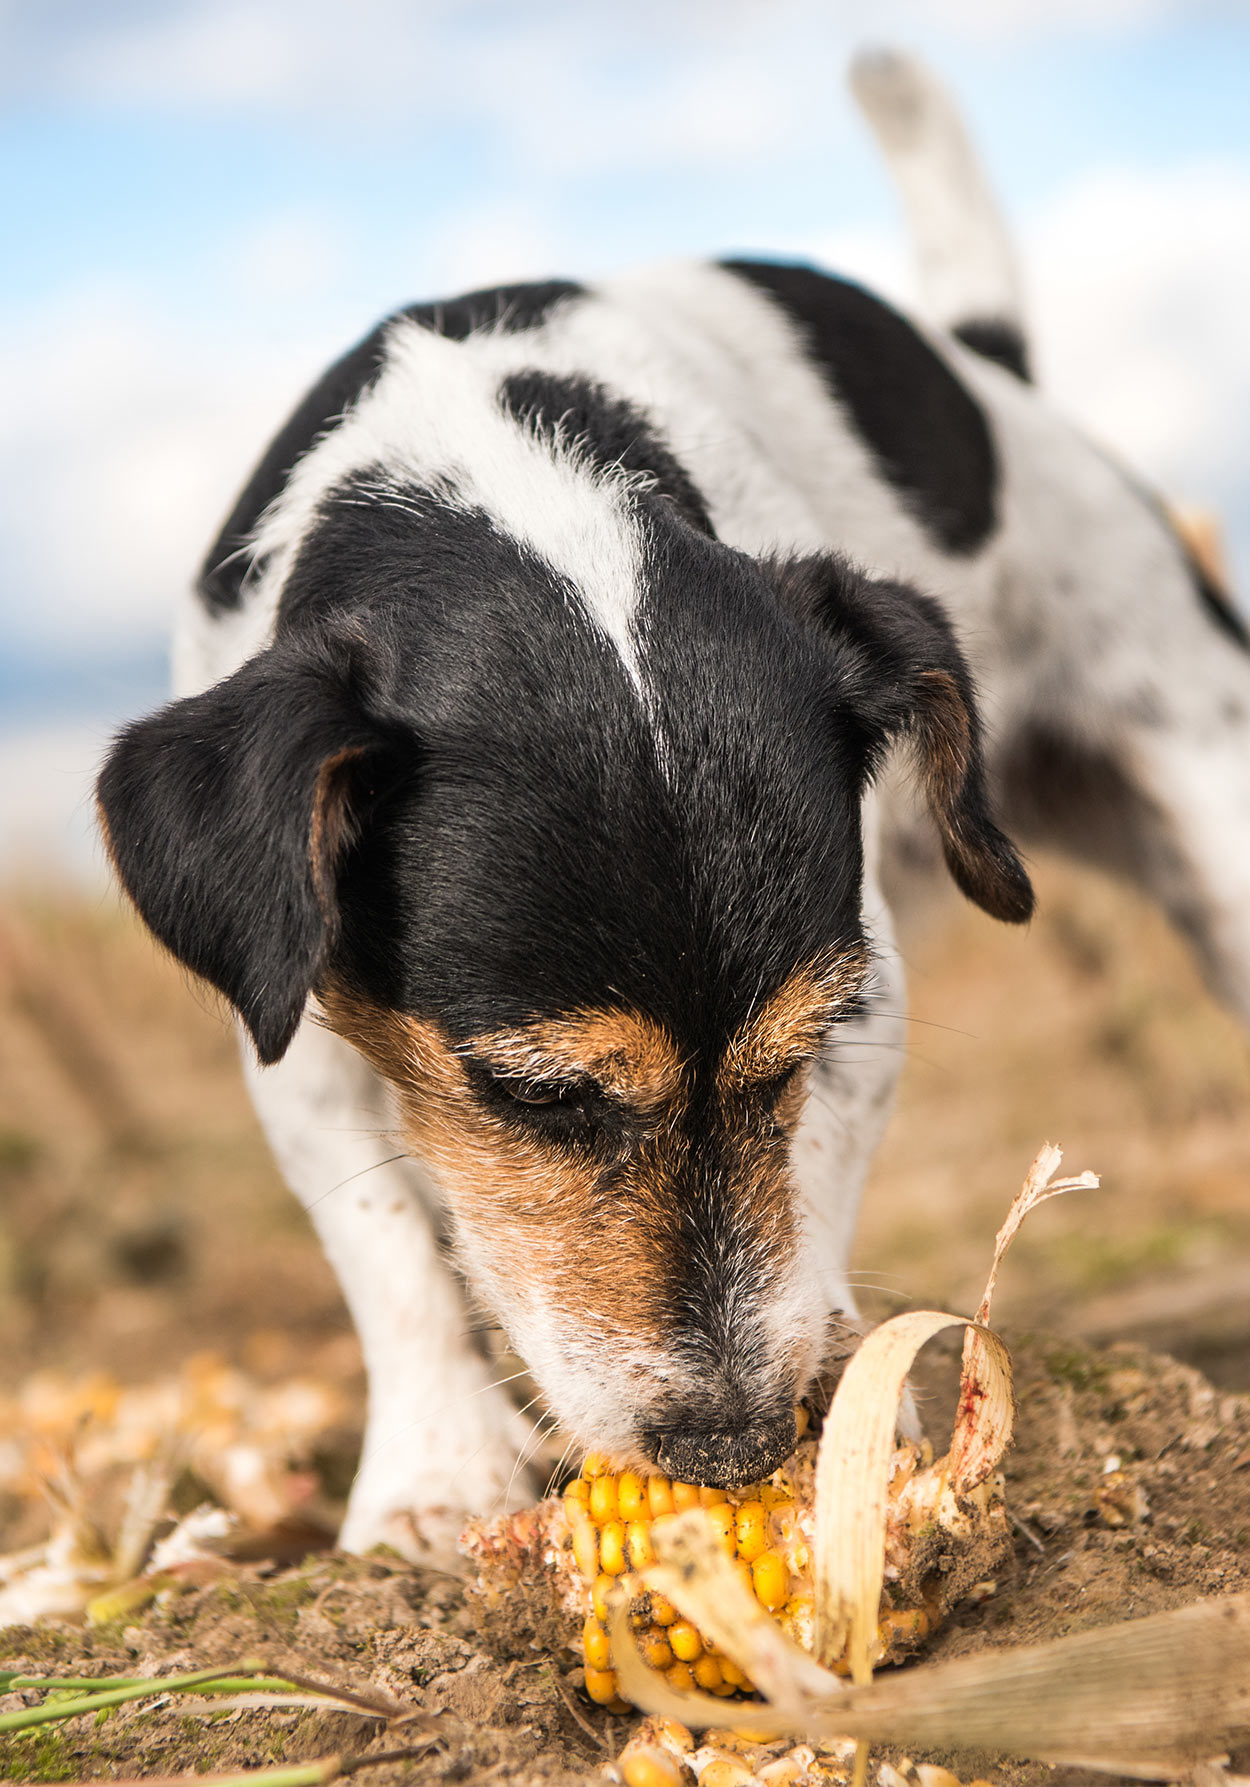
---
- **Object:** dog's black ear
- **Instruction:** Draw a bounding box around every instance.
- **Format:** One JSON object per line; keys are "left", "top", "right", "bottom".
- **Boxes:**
{"left": 97, "top": 637, "right": 404, "bottom": 1065}
{"left": 777, "top": 553, "right": 1033, "bottom": 924}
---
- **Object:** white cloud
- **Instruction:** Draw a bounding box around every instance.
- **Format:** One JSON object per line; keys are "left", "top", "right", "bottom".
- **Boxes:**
{"left": 0, "top": 276, "right": 333, "bottom": 644}
{"left": 11, "top": 0, "right": 1214, "bottom": 136}
{"left": 1022, "top": 162, "right": 1250, "bottom": 555}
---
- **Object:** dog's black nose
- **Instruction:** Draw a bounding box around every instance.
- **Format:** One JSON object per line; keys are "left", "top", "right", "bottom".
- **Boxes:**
{"left": 641, "top": 1408, "right": 798, "bottom": 1488}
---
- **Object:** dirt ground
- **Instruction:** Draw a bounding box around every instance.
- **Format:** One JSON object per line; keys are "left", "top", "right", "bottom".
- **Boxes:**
{"left": 2, "top": 855, "right": 1250, "bottom": 1782}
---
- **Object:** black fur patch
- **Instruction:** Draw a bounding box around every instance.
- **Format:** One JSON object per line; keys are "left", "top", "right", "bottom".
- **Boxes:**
{"left": 951, "top": 316, "right": 1032, "bottom": 384}
{"left": 722, "top": 259, "right": 999, "bottom": 555}
{"left": 499, "top": 370, "right": 715, "bottom": 535}
{"left": 197, "top": 280, "right": 585, "bottom": 614}
{"left": 279, "top": 480, "right": 868, "bottom": 1053}
{"left": 772, "top": 551, "right": 1033, "bottom": 924}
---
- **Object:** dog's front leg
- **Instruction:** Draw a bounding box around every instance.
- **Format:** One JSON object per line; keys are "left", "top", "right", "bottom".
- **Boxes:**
{"left": 790, "top": 842, "right": 911, "bottom": 1401}
{"left": 241, "top": 1015, "right": 540, "bottom": 1567}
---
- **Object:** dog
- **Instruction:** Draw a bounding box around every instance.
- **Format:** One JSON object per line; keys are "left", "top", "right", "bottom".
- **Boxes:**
{"left": 97, "top": 52, "right": 1250, "bottom": 1565}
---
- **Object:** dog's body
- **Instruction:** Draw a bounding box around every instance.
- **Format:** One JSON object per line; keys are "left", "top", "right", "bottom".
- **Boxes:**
{"left": 99, "top": 55, "right": 1250, "bottom": 1562}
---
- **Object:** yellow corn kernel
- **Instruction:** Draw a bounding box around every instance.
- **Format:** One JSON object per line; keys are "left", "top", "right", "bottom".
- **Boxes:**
{"left": 583, "top": 1451, "right": 611, "bottom": 1477}
{"left": 572, "top": 1521, "right": 599, "bottom": 1581}
{"left": 665, "top": 1661, "right": 697, "bottom": 1694}
{"left": 698, "top": 1758, "right": 755, "bottom": 1787}
{"left": 651, "top": 1718, "right": 695, "bottom": 1753}
{"left": 647, "top": 1476, "right": 675, "bottom": 1517}
{"left": 758, "top": 1485, "right": 793, "bottom": 1510}
{"left": 671, "top": 1481, "right": 701, "bottom": 1510}
{"left": 649, "top": 1591, "right": 679, "bottom": 1626}
{"left": 618, "top": 1470, "right": 648, "bottom": 1521}
{"left": 698, "top": 1484, "right": 729, "bottom": 1507}
{"left": 591, "top": 1572, "right": 615, "bottom": 1624}
{"left": 734, "top": 1500, "right": 768, "bottom": 1562}
{"left": 590, "top": 1474, "right": 620, "bottom": 1524}
{"left": 703, "top": 1502, "right": 737, "bottom": 1554}
{"left": 584, "top": 1665, "right": 619, "bottom": 1704}
{"left": 627, "top": 1520, "right": 656, "bottom": 1569}
{"left": 757, "top": 1762, "right": 804, "bottom": 1787}
{"left": 668, "top": 1620, "right": 703, "bottom": 1662}
{"left": 621, "top": 1745, "right": 687, "bottom": 1787}
{"left": 751, "top": 1549, "right": 788, "bottom": 1611}
{"left": 640, "top": 1631, "right": 676, "bottom": 1671}
{"left": 880, "top": 1605, "right": 930, "bottom": 1644}
{"left": 583, "top": 1614, "right": 611, "bottom": 1671}
{"left": 600, "top": 1519, "right": 628, "bottom": 1575}
{"left": 564, "top": 1476, "right": 590, "bottom": 1507}
{"left": 692, "top": 1653, "right": 724, "bottom": 1692}
{"left": 794, "top": 1404, "right": 811, "bottom": 1437}
{"left": 718, "top": 1657, "right": 751, "bottom": 1690}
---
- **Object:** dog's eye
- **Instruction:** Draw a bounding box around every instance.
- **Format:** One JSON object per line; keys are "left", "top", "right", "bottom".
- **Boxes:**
{"left": 762, "top": 1062, "right": 802, "bottom": 1104}
{"left": 502, "top": 1077, "right": 584, "bottom": 1108}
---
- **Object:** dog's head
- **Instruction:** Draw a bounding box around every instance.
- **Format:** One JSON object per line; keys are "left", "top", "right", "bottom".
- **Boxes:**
{"left": 99, "top": 322, "right": 1031, "bottom": 1485}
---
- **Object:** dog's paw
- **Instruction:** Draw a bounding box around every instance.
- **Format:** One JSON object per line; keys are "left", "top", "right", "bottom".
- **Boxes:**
{"left": 338, "top": 1501, "right": 479, "bottom": 1573}
{"left": 337, "top": 1455, "right": 544, "bottom": 1571}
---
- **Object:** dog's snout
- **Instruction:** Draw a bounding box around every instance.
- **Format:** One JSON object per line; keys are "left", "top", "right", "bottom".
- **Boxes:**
{"left": 642, "top": 1407, "right": 798, "bottom": 1489}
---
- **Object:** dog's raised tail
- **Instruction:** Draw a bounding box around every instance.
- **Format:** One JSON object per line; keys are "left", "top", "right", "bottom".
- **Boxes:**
{"left": 850, "top": 48, "right": 1031, "bottom": 383}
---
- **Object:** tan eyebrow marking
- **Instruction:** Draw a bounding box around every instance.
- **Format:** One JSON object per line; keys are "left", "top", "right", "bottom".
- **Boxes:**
{"left": 467, "top": 1007, "right": 686, "bottom": 1110}
{"left": 719, "top": 946, "right": 871, "bottom": 1094}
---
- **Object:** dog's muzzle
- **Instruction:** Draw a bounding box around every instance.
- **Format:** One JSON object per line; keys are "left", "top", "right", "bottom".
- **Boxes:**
{"left": 641, "top": 1406, "right": 798, "bottom": 1488}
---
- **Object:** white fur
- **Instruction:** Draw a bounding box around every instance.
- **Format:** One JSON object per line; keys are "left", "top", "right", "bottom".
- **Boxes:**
{"left": 850, "top": 48, "right": 1026, "bottom": 338}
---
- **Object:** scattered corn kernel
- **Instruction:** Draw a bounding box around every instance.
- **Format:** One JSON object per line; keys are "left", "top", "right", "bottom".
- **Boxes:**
{"left": 913, "top": 1768, "right": 963, "bottom": 1787}
{"left": 697, "top": 1757, "right": 755, "bottom": 1787}
{"left": 758, "top": 1760, "right": 804, "bottom": 1787}
{"left": 621, "top": 1745, "right": 688, "bottom": 1787}
{"left": 880, "top": 1606, "right": 930, "bottom": 1644}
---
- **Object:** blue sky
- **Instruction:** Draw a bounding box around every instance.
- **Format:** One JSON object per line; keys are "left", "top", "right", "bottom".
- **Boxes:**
{"left": 3, "top": 0, "right": 1250, "bottom": 869}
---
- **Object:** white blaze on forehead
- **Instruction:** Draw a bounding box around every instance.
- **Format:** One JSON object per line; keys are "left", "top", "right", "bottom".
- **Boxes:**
{"left": 248, "top": 316, "right": 648, "bottom": 690}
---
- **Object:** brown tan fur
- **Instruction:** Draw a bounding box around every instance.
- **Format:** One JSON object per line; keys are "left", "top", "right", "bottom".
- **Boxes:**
{"left": 318, "top": 955, "right": 868, "bottom": 1410}
{"left": 718, "top": 946, "right": 870, "bottom": 1094}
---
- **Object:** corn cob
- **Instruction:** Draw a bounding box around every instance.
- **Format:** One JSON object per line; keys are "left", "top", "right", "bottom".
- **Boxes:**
{"left": 463, "top": 1420, "right": 1005, "bottom": 1711}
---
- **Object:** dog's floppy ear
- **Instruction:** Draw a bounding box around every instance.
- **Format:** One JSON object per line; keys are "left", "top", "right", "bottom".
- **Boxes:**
{"left": 97, "top": 636, "right": 405, "bottom": 1065}
{"left": 777, "top": 553, "right": 1033, "bottom": 924}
